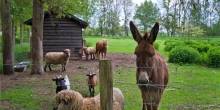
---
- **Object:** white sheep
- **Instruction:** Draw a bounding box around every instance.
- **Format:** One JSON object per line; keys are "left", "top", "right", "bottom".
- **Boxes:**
{"left": 44, "top": 49, "right": 71, "bottom": 72}
{"left": 54, "top": 88, "right": 124, "bottom": 110}
{"left": 82, "top": 47, "right": 96, "bottom": 60}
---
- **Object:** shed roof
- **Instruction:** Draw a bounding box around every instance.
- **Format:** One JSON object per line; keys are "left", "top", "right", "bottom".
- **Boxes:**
{"left": 24, "top": 12, "right": 88, "bottom": 28}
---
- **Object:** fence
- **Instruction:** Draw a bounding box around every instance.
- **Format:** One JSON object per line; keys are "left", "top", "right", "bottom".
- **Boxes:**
{"left": 98, "top": 59, "right": 220, "bottom": 110}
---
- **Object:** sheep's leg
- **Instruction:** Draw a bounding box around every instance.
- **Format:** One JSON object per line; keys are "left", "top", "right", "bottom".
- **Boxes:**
{"left": 89, "top": 85, "right": 92, "bottom": 96}
{"left": 90, "top": 54, "right": 92, "bottom": 60}
{"left": 61, "top": 64, "right": 65, "bottom": 72}
{"left": 49, "top": 64, "right": 52, "bottom": 71}
{"left": 44, "top": 64, "right": 48, "bottom": 72}
{"left": 92, "top": 87, "right": 95, "bottom": 96}
{"left": 92, "top": 54, "right": 95, "bottom": 60}
{"left": 86, "top": 54, "right": 88, "bottom": 60}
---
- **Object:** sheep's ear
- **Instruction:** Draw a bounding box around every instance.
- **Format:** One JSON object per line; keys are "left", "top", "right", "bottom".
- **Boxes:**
{"left": 129, "top": 21, "right": 142, "bottom": 43}
{"left": 148, "top": 22, "right": 159, "bottom": 44}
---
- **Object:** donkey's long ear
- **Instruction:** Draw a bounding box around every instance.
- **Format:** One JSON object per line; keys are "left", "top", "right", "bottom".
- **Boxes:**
{"left": 149, "top": 22, "right": 159, "bottom": 44}
{"left": 129, "top": 21, "right": 142, "bottom": 43}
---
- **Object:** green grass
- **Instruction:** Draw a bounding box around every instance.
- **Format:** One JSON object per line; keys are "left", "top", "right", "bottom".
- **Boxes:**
{"left": 113, "top": 64, "right": 220, "bottom": 110}
{"left": 0, "top": 86, "right": 41, "bottom": 110}
{"left": 85, "top": 37, "right": 163, "bottom": 54}
{"left": 1, "top": 36, "right": 220, "bottom": 109}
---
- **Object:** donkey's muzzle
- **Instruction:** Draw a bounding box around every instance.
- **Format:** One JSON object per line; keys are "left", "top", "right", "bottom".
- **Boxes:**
{"left": 138, "top": 71, "right": 149, "bottom": 85}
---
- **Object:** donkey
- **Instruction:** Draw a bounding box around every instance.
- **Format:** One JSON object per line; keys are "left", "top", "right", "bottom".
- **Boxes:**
{"left": 129, "top": 21, "right": 169, "bottom": 110}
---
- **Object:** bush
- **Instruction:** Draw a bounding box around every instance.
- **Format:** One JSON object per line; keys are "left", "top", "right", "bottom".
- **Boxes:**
{"left": 15, "top": 43, "right": 30, "bottom": 62}
{"left": 198, "top": 53, "right": 208, "bottom": 65}
{"left": 164, "top": 40, "right": 184, "bottom": 52}
{"left": 154, "top": 42, "right": 159, "bottom": 50}
{"left": 185, "top": 40, "right": 211, "bottom": 53}
{"left": 168, "top": 46, "right": 200, "bottom": 64}
{"left": 207, "top": 47, "right": 220, "bottom": 67}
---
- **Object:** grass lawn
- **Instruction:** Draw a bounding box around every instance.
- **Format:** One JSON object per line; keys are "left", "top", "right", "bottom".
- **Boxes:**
{"left": 1, "top": 37, "right": 220, "bottom": 110}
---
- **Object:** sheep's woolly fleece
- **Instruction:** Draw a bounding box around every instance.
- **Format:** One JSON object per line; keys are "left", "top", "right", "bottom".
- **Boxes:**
{"left": 55, "top": 88, "right": 124, "bottom": 110}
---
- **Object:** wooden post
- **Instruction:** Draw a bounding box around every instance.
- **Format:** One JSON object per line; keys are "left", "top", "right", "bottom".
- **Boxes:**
{"left": 99, "top": 60, "right": 113, "bottom": 110}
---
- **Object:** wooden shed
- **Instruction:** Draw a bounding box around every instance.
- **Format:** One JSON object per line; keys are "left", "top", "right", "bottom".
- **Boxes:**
{"left": 24, "top": 12, "right": 88, "bottom": 59}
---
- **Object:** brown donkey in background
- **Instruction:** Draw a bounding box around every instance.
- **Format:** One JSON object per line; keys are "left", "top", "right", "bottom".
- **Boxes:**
{"left": 130, "top": 21, "right": 168, "bottom": 110}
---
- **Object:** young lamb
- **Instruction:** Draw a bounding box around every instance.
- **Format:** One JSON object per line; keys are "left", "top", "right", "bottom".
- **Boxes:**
{"left": 82, "top": 47, "right": 96, "bottom": 60}
{"left": 54, "top": 88, "right": 124, "bottom": 110}
{"left": 44, "top": 49, "right": 71, "bottom": 72}
{"left": 86, "top": 72, "right": 97, "bottom": 97}
{"left": 96, "top": 39, "right": 107, "bottom": 59}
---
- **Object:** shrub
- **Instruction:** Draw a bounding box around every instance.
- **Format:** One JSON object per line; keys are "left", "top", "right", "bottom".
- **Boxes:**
{"left": 198, "top": 53, "right": 208, "bottom": 65}
{"left": 154, "top": 42, "right": 159, "bottom": 50}
{"left": 164, "top": 40, "right": 184, "bottom": 52}
{"left": 168, "top": 46, "right": 200, "bottom": 64}
{"left": 207, "top": 47, "right": 220, "bottom": 67}
{"left": 15, "top": 43, "right": 30, "bottom": 62}
{"left": 185, "top": 40, "right": 211, "bottom": 53}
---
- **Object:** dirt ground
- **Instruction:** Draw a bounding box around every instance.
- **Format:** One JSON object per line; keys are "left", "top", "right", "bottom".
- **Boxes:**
{"left": 0, "top": 53, "right": 136, "bottom": 109}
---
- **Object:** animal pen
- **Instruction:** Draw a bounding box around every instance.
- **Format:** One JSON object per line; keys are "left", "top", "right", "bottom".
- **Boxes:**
{"left": 97, "top": 60, "right": 220, "bottom": 110}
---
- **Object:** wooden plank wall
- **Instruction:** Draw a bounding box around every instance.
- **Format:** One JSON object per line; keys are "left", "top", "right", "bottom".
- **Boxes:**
{"left": 43, "top": 17, "right": 83, "bottom": 59}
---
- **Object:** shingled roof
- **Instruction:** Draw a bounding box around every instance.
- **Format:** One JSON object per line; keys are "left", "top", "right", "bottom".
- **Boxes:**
{"left": 24, "top": 12, "right": 88, "bottom": 28}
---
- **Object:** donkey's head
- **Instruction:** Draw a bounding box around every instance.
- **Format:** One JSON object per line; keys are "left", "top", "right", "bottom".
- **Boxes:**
{"left": 130, "top": 21, "right": 159, "bottom": 84}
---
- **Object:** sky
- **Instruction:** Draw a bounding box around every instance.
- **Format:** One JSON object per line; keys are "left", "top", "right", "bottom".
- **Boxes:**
{"left": 132, "top": 0, "right": 159, "bottom": 6}
{"left": 132, "top": 0, "right": 145, "bottom": 6}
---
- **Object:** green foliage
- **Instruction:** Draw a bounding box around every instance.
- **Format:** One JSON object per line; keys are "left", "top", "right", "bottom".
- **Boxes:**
{"left": 207, "top": 47, "right": 220, "bottom": 67}
{"left": 11, "top": 0, "right": 32, "bottom": 23}
{"left": 164, "top": 40, "right": 184, "bottom": 52}
{"left": 184, "top": 40, "right": 211, "bottom": 53}
{"left": 169, "top": 46, "right": 200, "bottom": 64}
{"left": 0, "top": 53, "right": 2, "bottom": 73}
{"left": 183, "top": 25, "right": 206, "bottom": 37}
{"left": 198, "top": 52, "right": 208, "bottom": 65}
{"left": 44, "top": 0, "right": 93, "bottom": 21}
{"left": 154, "top": 42, "right": 159, "bottom": 50}
{"left": 15, "top": 43, "right": 30, "bottom": 62}
{"left": 0, "top": 86, "right": 40, "bottom": 110}
{"left": 134, "top": 0, "right": 159, "bottom": 30}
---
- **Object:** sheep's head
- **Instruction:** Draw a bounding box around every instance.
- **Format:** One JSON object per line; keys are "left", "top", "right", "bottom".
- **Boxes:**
{"left": 52, "top": 75, "right": 65, "bottom": 87}
{"left": 63, "top": 49, "right": 71, "bottom": 57}
{"left": 86, "top": 72, "right": 96, "bottom": 79}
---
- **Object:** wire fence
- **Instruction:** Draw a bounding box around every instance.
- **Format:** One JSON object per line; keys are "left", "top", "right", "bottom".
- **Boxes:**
{"left": 112, "top": 65, "right": 220, "bottom": 110}
{"left": 1, "top": 59, "right": 220, "bottom": 110}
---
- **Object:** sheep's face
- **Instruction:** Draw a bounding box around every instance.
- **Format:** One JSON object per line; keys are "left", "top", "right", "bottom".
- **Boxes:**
{"left": 63, "top": 49, "right": 71, "bottom": 57}
{"left": 52, "top": 76, "right": 65, "bottom": 87}
{"left": 86, "top": 72, "right": 96, "bottom": 79}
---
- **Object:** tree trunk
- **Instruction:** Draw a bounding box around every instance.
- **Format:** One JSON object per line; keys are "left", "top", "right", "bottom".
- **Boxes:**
{"left": 1, "top": 0, "right": 14, "bottom": 75}
{"left": 31, "top": 0, "right": 44, "bottom": 75}
{"left": 20, "top": 23, "right": 23, "bottom": 44}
